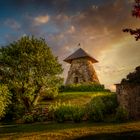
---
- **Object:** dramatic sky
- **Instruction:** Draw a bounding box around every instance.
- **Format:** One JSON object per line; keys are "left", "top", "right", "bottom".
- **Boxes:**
{"left": 0, "top": 0, "right": 140, "bottom": 90}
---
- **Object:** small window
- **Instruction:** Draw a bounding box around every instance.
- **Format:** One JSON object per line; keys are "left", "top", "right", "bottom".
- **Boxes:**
{"left": 74, "top": 77, "right": 78, "bottom": 84}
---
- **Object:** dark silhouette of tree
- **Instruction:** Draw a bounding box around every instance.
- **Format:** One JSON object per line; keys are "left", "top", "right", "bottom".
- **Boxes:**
{"left": 123, "top": 0, "right": 140, "bottom": 41}
{"left": 121, "top": 66, "right": 140, "bottom": 84}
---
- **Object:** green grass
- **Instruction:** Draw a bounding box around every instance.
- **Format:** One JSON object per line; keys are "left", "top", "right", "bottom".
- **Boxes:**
{"left": 0, "top": 92, "right": 139, "bottom": 140}
{"left": 0, "top": 121, "right": 140, "bottom": 140}
{"left": 40, "top": 91, "right": 113, "bottom": 107}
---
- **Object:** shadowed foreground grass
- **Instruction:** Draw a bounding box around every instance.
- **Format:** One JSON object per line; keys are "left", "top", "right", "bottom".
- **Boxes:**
{"left": 0, "top": 121, "right": 140, "bottom": 140}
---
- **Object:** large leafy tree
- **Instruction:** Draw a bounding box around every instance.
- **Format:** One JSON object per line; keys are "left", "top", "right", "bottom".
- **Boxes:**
{"left": 0, "top": 36, "right": 63, "bottom": 112}
{"left": 123, "top": 0, "right": 140, "bottom": 41}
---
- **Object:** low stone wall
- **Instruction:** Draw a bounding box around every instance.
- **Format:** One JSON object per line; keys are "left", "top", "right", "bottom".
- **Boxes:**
{"left": 116, "top": 84, "right": 140, "bottom": 120}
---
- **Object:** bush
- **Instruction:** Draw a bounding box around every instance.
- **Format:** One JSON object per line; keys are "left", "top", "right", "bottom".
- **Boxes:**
{"left": 54, "top": 105, "right": 68, "bottom": 122}
{"left": 115, "top": 106, "right": 129, "bottom": 122}
{"left": 4, "top": 99, "right": 26, "bottom": 121}
{"left": 96, "top": 93, "right": 118, "bottom": 114}
{"left": 22, "top": 113, "right": 34, "bottom": 123}
{"left": 86, "top": 97, "right": 105, "bottom": 122}
{"left": 22, "top": 107, "right": 48, "bottom": 123}
{"left": 0, "top": 84, "right": 11, "bottom": 119}
{"left": 59, "top": 83, "right": 109, "bottom": 92}
{"left": 50, "top": 102, "right": 73, "bottom": 122}
{"left": 86, "top": 93, "right": 118, "bottom": 122}
{"left": 11, "top": 103, "right": 26, "bottom": 120}
{"left": 48, "top": 102, "right": 85, "bottom": 123}
{"left": 71, "top": 106, "right": 85, "bottom": 123}
{"left": 32, "top": 107, "right": 48, "bottom": 122}
{"left": 42, "top": 87, "right": 58, "bottom": 100}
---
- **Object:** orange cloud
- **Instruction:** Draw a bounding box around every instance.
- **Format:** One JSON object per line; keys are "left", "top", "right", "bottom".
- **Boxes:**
{"left": 54, "top": 0, "right": 140, "bottom": 90}
{"left": 34, "top": 14, "right": 50, "bottom": 26}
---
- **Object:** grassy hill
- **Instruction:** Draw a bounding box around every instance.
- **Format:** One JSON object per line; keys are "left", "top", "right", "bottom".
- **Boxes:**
{"left": 40, "top": 91, "right": 114, "bottom": 107}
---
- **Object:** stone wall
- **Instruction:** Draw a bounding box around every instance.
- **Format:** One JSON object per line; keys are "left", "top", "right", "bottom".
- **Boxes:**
{"left": 66, "top": 58, "right": 99, "bottom": 85}
{"left": 116, "top": 84, "right": 140, "bottom": 120}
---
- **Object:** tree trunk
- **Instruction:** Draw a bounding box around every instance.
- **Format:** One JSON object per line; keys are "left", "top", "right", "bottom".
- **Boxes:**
{"left": 22, "top": 97, "right": 32, "bottom": 112}
{"left": 32, "top": 93, "right": 40, "bottom": 106}
{"left": 31, "top": 85, "right": 44, "bottom": 106}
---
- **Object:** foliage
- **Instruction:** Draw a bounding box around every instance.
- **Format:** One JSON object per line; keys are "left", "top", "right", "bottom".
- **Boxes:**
{"left": 96, "top": 93, "right": 118, "bottom": 114}
{"left": 121, "top": 66, "right": 140, "bottom": 84}
{"left": 48, "top": 102, "right": 72, "bottom": 122}
{"left": 71, "top": 105, "right": 85, "bottom": 122}
{"left": 86, "top": 97, "right": 105, "bottom": 122}
{"left": 132, "top": 0, "right": 140, "bottom": 18}
{"left": 22, "top": 113, "right": 34, "bottom": 123}
{"left": 48, "top": 102, "right": 85, "bottom": 123}
{"left": 6, "top": 103, "right": 26, "bottom": 121}
{"left": 0, "top": 84, "right": 11, "bottom": 119}
{"left": 86, "top": 93, "right": 118, "bottom": 122}
{"left": 60, "top": 83, "right": 109, "bottom": 92}
{"left": 44, "top": 92, "right": 118, "bottom": 123}
{"left": 115, "top": 106, "right": 129, "bottom": 122}
{"left": 0, "top": 36, "right": 63, "bottom": 117}
{"left": 32, "top": 107, "right": 48, "bottom": 122}
{"left": 123, "top": 0, "right": 140, "bottom": 40}
{"left": 42, "top": 87, "right": 58, "bottom": 100}
{"left": 22, "top": 107, "right": 48, "bottom": 123}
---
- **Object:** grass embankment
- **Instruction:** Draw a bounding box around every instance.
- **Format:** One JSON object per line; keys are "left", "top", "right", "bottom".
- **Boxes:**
{"left": 0, "top": 121, "right": 140, "bottom": 140}
{"left": 40, "top": 91, "right": 113, "bottom": 107}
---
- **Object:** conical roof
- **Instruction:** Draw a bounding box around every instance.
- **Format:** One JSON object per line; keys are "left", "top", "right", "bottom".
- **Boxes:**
{"left": 64, "top": 48, "right": 98, "bottom": 64}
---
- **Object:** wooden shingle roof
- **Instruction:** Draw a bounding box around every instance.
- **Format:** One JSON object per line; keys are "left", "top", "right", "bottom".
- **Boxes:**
{"left": 64, "top": 48, "right": 98, "bottom": 64}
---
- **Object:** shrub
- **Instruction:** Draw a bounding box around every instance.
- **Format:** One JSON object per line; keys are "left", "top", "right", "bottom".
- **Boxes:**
{"left": 86, "top": 93, "right": 118, "bottom": 122}
{"left": 52, "top": 102, "right": 73, "bottom": 122}
{"left": 48, "top": 102, "right": 85, "bottom": 123}
{"left": 59, "top": 83, "right": 109, "bottom": 92}
{"left": 54, "top": 106, "right": 67, "bottom": 122}
{"left": 97, "top": 93, "right": 118, "bottom": 114}
{"left": 22, "top": 107, "right": 48, "bottom": 123}
{"left": 115, "top": 106, "right": 129, "bottom": 122}
{"left": 32, "top": 107, "right": 48, "bottom": 122}
{"left": 0, "top": 84, "right": 11, "bottom": 119}
{"left": 42, "top": 87, "right": 58, "bottom": 100}
{"left": 22, "top": 113, "right": 34, "bottom": 123}
{"left": 48, "top": 102, "right": 64, "bottom": 122}
{"left": 86, "top": 97, "right": 105, "bottom": 122}
{"left": 12, "top": 103, "right": 26, "bottom": 120}
{"left": 4, "top": 99, "right": 26, "bottom": 121}
{"left": 71, "top": 106, "right": 85, "bottom": 123}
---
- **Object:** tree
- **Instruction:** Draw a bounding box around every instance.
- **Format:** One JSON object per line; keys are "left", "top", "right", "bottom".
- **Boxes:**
{"left": 123, "top": 0, "right": 140, "bottom": 41}
{"left": 121, "top": 66, "right": 140, "bottom": 84}
{"left": 0, "top": 36, "right": 63, "bottom": 114}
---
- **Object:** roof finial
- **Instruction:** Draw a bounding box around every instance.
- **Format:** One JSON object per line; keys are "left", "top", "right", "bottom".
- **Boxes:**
{"left": 78, "top": 43, "right": 81, "bottom": 47}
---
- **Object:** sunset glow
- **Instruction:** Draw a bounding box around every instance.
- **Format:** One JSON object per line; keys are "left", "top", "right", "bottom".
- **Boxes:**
{"left": 0, "top": 0, "right": 140, "bottom": 91}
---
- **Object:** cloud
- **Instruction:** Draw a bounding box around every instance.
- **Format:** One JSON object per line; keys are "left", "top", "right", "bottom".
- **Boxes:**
{"left": 1, "top": 0, "right": 140, "bottom": 90}
{"left": 4, "top": 19, "right": 21, "bottom": 30}
{"left": 3, "top": 0, "right": 69, "bottom": 15}
{"left": 33, "top": 14, "right": 50, "bottom": 26}
{"left": 67, "top": 26, "right": 76, "bottom": 34}
{"left": 51, "top": 0, "right": 140, "bottom": 88}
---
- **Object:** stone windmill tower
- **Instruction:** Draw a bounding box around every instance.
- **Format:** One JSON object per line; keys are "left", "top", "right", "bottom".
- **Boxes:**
{"left": 64, "top": 48, "right": 100, "bottom": 85}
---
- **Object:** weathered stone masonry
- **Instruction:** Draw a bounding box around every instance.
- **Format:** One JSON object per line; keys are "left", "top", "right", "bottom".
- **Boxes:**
{"left": 116, "top": 66, "right": 140, "bottom": 120}
{"left": 116, "top": 84, "right": 140, "bottom": 120}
